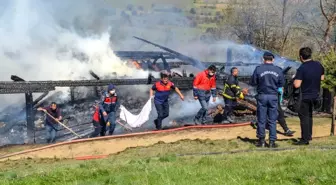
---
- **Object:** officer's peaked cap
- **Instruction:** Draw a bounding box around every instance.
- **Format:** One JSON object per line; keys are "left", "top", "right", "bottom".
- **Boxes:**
{"left": 263, "top": 52, "right": 274, "bottom": 58}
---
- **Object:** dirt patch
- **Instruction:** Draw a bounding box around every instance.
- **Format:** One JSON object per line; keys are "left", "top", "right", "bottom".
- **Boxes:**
{"left": 0, "top": 122, "right": 332, "bottom": 161}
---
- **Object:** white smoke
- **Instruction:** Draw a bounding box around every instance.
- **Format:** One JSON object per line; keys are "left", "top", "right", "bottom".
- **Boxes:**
{"left": 0, "top": 0, "right": 148, "bottom": 110}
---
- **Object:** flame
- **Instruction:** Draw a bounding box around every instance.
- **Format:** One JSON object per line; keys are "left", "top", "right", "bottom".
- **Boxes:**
{"left": 131, "top": 60, "right": 142, "bottom": 69}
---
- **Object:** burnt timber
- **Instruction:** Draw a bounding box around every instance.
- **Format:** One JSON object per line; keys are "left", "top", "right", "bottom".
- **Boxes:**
{"left": 0, "top": 36, "right": 301, "bottom": 144}
{"left": 0, "top": 77, "right": 256, "bottom": 94}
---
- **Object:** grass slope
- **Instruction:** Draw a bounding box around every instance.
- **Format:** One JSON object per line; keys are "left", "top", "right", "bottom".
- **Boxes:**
{"left": 1, "top": 136, "right": 336, "bottom": 185}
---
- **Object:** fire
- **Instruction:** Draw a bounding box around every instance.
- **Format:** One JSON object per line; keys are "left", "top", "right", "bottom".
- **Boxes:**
{"left": 132, "top": 60, "right": 142, "bottom": 69}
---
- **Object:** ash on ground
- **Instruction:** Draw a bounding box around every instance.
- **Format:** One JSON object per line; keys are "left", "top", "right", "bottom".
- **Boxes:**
{"left": 0, "top": 85, "right": 258, "bottom": 146}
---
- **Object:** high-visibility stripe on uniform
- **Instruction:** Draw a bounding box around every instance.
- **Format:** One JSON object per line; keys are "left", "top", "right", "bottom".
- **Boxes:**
{"left": 222, "top": 84, "right": 235, "bottom": 100}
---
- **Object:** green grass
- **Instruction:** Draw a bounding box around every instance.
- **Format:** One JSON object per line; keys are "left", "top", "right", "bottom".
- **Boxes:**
{"left": 285, "top": 117, "right": 332, "bottom": 126}
{"left": 1, "top": 136, "right": 336, "bottom": 185}
{"left": 1, "top": 150, "right": 336, "bottom": 185}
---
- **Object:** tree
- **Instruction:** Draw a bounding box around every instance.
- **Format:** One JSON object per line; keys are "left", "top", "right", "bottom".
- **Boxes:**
{"left": 190, "top": 8, "right": 196, "bottom": 14}
{"left": 321, "top": 51, "right": 336, "bottom": 92}
{"left": 320, "top": 0, "right": 336, "bottom": 51}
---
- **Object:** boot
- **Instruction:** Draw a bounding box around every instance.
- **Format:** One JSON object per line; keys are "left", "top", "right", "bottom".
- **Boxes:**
{"left": 256, "top": 139, "right": 266, "bottom": 148}
{"left": 154, "top": 119, "right": 159, "bottom": 129}
{"left": 194, "top": 117, "right": 201, "bottom": 125}
{"left": 227, "top": 116, "right": 234, "bottom": 123}
{"left": 294, "top": 140, "right": 309, "bottom": 145}
{"left": 154, "top": 119, "right": 162, "bottom": 130}
{"left": 284, "top": 129, "right": 295, "bottom": 136}
{"left": 269, "top": 140, "right": 278, "bottom": 148}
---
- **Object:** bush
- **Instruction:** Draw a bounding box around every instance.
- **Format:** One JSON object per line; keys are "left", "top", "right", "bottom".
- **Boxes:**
{"left": 321, "top": 51, "right": 336, "bottom": 92}
{"left": 190, "top": 8, "right": 196, "bottom": 14}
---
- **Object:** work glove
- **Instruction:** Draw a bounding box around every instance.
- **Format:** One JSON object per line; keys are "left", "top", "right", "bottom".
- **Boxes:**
{"left": 278, "top": 87, "right": 283, "bottom": 103}
{"left": 238, "top": 92, "right": 244, "bottom": 100}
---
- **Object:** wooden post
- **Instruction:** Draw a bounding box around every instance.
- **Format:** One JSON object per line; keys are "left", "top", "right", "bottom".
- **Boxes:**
{"left": 25, "top": 92, "right": 35, "bottom": 143}
{"left": 331, "top": 96, "right": 336, "bottom": 136}
{"left": 70, "top": 87, "right": 75, "bottom": 103}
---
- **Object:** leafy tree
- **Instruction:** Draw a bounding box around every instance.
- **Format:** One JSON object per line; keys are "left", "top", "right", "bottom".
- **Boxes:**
{"left": 321, "top": 51, "right": 336, "bottom": 92}
{"left": 190, "top": 8, "right": 196, "bottom": 14}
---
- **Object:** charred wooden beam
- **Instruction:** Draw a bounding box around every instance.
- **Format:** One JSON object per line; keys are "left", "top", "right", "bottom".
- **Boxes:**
{"left": 32, "top": 92, "right": 49, "bottom": 106}
{"left": 0, "top": 77, "right": 253, "bottom": 93}
{"left": 114, "top": 51, "right": 175, "bottom": 60}
{"left": 25, "top": 92, "right": 34, "bottom": 143}
{"left": 32, "top": 92, "right": 49, "bottom": 109}
{"left": 70, "top": 87, "right": 75, "bottom": 103}
{"left": 160, "top": 54, "right": 170, "bottom": 72}
{"left": 10, "top": 75, "right": 35, "bottom": 143}
{"left": 134, "top": 36, "right": 201, "bottom": 67}
{"left": 89, "top": 70, "right": 101, "bottom": 98}
{"left": 0, "top": 86, "right": 55, "bottom": 94}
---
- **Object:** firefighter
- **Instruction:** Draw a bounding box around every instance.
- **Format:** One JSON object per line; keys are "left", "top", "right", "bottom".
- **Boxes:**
{"left": 193, "top": 65, "right": 217, "bottom": 125}
{"left": 150, "top": 73, "right": 184, "bottom": 130}
{"left": 37, "top": 102, "right": 62, "bottom": 144}
{"left": 99, "top": 84, "right": 120, "bottom": 135}
{"left": 222, "top": 67, "right": 248, "bottom": 123}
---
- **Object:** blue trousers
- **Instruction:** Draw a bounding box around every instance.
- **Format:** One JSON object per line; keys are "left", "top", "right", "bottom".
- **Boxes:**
{"left": 195, "top": 95, "right": 210, "bottom": 122}
{"left": 257, "top": 94, "right": 278, "bottom": 141}
{"left": 224, "top": 98, "right": 237, "bottom": 119}
{"left": 155, "top": 101, "right": 169, "bottom": 129}
{"left": 45, "top": 124, "right": 57, "bottom": 143}
{"left": 101, "top": 112, "right": 116, "bottom": 135}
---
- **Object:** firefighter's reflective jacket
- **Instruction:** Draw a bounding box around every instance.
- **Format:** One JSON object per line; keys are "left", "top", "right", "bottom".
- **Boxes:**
{"left": 222, "top": 75, "right": 244, "bottom": 100}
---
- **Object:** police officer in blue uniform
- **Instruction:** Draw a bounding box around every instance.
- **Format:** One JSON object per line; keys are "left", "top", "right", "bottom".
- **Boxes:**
{"left": 250, "top": 52, "right": 285, "bottom": 148}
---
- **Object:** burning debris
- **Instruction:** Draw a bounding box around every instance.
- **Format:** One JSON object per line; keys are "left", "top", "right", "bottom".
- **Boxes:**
{"left": 0, "top": 35, "right": 322, "bottom": 146}
{"left": 0, "top": 122, "right": 5, "bottom": 129}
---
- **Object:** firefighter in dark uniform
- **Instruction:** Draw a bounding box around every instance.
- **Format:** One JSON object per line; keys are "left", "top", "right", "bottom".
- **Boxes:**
{"left": 222, "top": 67, "right": 247, "bottom": 123}
{"left": 250, "top": 52, "right": 285, "bottom": 148}
{"left": 99, "top": 84, "right": 120, "bottom": 136}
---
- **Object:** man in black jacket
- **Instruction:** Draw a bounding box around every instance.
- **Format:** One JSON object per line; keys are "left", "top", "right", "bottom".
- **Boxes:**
{"left": 293, "top": 47, "right": 324, "bottom": 145}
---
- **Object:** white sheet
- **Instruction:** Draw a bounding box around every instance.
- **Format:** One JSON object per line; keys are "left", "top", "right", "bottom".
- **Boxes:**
{"left": 119, "top": 99, "right": 152, "bottom": 128}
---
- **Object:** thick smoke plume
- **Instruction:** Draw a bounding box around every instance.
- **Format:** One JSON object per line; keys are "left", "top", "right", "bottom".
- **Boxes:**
{"left": 0, "top": 0, "right": 300, "bottom": 114}
{"left": 0, "top": 0, "right": 148, "bottom": 110}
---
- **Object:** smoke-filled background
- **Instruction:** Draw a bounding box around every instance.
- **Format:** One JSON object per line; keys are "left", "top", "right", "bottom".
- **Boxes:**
{"left": 1, "top": 0, "right": 329, "bottom": 143}
{"left": 1, "top": 0, "right": 318, "bottom": 110}
{"left": 0, "top": 0, "right": 229, "bottom": 111}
